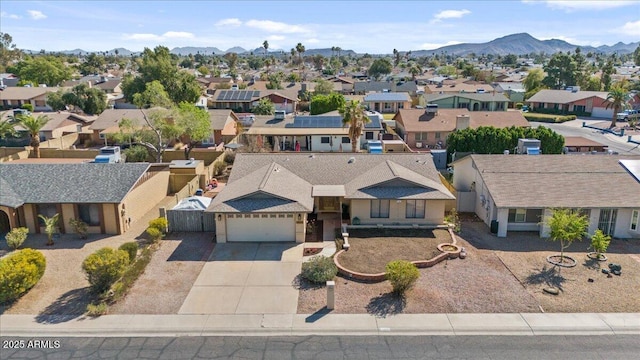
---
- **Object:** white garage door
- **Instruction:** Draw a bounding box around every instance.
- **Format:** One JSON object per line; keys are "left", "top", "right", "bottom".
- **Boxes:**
{"left": 591, "top": 107, "right": 613, "bottom": 119}
{"left": 226, "top": 214, "right": 295, "bottom": 242}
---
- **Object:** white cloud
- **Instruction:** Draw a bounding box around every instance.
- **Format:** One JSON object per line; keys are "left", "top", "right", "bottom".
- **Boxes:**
{"left": 123, "top": 33, "right": 161, "bottom": 41}
{"left": 1, "top": 11, "right": 22, "bottom": 19}
{"left": 433, "top": 9, "right": 471, "bottom": 20}
{"left": 419, "top": 41, "right": 462, "bottom": 50}
{"left": 27, "top": 10, "right": 47, "bottom": 20}
{"left": 267, "top": 35, "right": 286, "bottom": 41}
{"left": 306, "top": 38, "right": 320, "bottom": 44}
{"left": 523, "top": 0, "right": 637, "bottom": 11}
{"left": 245, "top": 19, "right": 309, "bottom": 34}
{"left": 215, "top": 18, "right": 242, "bottom": 27}
{"left": 614, "top": 20, "right": 640, "bottom": 36}
{"left": 162, "top": 31, "right": 194, "bottom": 39}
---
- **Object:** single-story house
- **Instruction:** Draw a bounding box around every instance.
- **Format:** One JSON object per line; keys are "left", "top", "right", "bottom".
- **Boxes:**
{"left": 88, "top": 108, "right": 154, "bottom": 145}
{"left": 245, "top": 113, "right": 384, "bottom": 152}
{"left": 36, "top": 111, "right": 97, "bottom": 141}
{"left": 0, "top": 86, "right": 61, "bottom": 111}
{"left": 208, "top": 89, "right": 262, "bottom": 112}
{"left": 451, "top": 154, "right": 640, "bottom": 239}
{"left": 526, "top": 89, "right": 640, "bottom": 118}
{"left": 492, "top": 82, "right": 525, "bottom": 105}
{"left": 206, "top": 109, "right": 239, "bottom": 146}
{"left": 563, "top": 136, "right": 608, "bottom": 153}
{"left": 207, "top": 153, "right": 455, "bottom": 243}
{"left": 426, "top": 81, "right": 492, "bottom": 95}
{"left": 0, "top": 162, "right": 170, "bottom": 235}
{"left": 354, "top": 81, "right": 418, "bottom": 96}
{"left": 394, "top": 108, "right": 530, "bottom": 149}
{"left": 423, "top": 93, "right": 510, "bottom": 112}
{"left": 363, "top": 92, "right": 411, "bottom": 113}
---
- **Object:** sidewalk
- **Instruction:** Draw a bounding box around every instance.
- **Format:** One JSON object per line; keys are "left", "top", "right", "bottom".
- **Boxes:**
{"left": 1, "top": 312, "right": 639, "bottom": 337}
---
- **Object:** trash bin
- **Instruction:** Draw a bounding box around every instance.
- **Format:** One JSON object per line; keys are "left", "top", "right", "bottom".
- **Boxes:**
{"left": 490, "top": 220, "right": 499, "bottom": 234}
{"left": 195, "top": 189, "right": 203, "bottom": 196}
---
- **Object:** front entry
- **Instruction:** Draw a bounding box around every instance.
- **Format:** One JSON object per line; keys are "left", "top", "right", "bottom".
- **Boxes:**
{"left": 0, "top": 210, "right": 11, "bottom": 235}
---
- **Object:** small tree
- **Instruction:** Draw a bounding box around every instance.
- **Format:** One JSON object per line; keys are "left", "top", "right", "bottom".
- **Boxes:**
{"left": 385, "top": 260, "right": 419, "bottom": 296}
{"left": 5, "top": 227, "right": 28, "bottom": 250}
{"left": 82, "top": 247, "right": 129, "bottom": 294}
{"left": 252, "top": 98, "right": 275, "bottom": 115}
{"left": 590, "top": 229, "right": 611, "bottom": 260}
{"left": 69, "top": 218, "right": 88, "bottom": 239}
{"left": 0, "top": 249, "right": 46, "bottom": 304}
{"left": 118, "top": 242, "right": 138, "bottom": 264}
{"left": 545, "top": 208, "right": 589, "bottom": 263}
{"left": 38, "top": 213, "right": 60, "bottom": 246}
{"left": 444, "top": 208, "right": 461, "bottom": 233}
{"left": 148, "top": 217, "right": 168, "bottom": 234}
{"left": 301, "top": 256, "right": 338, "bottom": 284}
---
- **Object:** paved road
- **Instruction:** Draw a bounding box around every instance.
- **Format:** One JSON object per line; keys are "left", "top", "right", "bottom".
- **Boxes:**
{"left": 531, "top": 120, "right": 640, "bottom": 155}
{"left": 2, "top": 335, "right": 639, "bottom": 359}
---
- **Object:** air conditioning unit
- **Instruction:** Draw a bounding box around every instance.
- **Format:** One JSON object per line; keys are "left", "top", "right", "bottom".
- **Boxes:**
{"left": 415, "top": 142, "right": 423, "bottom": 148}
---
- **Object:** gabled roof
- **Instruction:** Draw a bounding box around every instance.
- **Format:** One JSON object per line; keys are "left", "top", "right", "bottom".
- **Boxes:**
{"left": 89, "top": 108, "right": 160, "bottom": 131}
{"left": 208, "top": 154, "right": 454, "bottom": 213}
{"left": 0, "top": 87, "right": 57, "bottom": 100}
{"left": 457, "top": 154, "right": 640, "bottom": 208}
{"left": 526, "top": 89, "right": 609, "bottom": 104}
{"left": 0, "top": 163, "right": 151, "bottom": 207}
{"left": 354, "top": 81, "right": 417, "bottom": 93}
{"left": 394, "top": 109, "right": 529, "bottom": 132}
{"left": 364, "top": 93, "right": 411, "bottom": 102}
{"left": 208, "top": 109, "right": 236, "bottom": 130}
{"left": 424, "top": 92, "right": 509, "bottom": 102}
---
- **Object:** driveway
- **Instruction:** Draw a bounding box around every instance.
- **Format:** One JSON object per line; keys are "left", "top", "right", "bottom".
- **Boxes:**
{"left": 179, "top": 243, "right": 303, "bottom": 315}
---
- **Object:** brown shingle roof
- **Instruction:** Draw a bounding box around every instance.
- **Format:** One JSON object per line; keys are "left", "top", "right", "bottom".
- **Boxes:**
{"left": 468, "top": 154, "right": 640, "bottom": 208}
{"left": 395, "top": 109, "right": 529, "bottom": 132}
{"left": 526, "top": 89, "right": 609, "bottom": 104}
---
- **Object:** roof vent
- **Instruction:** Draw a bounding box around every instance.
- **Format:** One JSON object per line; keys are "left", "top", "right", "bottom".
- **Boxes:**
{"left": 348, "top": 157, "right": 355, "bottom": 164}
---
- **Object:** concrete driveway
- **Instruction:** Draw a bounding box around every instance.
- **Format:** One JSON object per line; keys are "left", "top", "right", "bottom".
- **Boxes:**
{"left": 179, "top": 243, "right": 303, "bottom": 315}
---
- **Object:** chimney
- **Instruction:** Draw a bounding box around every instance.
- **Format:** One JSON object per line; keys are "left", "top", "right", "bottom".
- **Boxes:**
{"left": 425, "top": 104, "right": 438, "bottom": 115}
{"left": 456, "top": 114, "right": 470, "bottom": 130}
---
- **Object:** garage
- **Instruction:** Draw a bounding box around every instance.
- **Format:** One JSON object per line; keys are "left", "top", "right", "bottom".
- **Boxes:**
{"left": 225, "top": 213, "right": 295, "bottom": 242}
{"left": 591, "top": 107, "right": 613, "bottom": 119}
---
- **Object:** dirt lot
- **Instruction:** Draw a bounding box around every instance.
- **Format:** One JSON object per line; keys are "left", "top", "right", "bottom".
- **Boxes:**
{"left": 338, "top": 229, "right": 449, "bottom": 273}
{"left": 297, "top": 221, "right": 640, "bottom": 315}
{"left": 109, "top": 233, "right": 214, "bottom": 314}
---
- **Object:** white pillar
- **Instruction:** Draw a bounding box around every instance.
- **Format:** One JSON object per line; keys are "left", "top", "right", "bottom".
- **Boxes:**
{"left": 497, "top": 208, "right": 508, "bottom": 237}
{"left": 326, "top": 281, "right": 335, "bottom": 310}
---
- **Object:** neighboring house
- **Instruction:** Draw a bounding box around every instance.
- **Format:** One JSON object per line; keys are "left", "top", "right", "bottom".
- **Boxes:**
{"left": 451, "top": 154, "right": 640, "bottom": 239}
{"left": 259, "top": 92, "right": 298, "bottom": 114}
{"left": 206, "top": 109, "right": 239, "bottom": 146}
{"left": 354, "top": 81, "right": 418, "bottom": 96}
{"left": 0, "top": 73, "right": 19, "bottom": 88}
{"left": 207, "top": 153, "right": 455, "bottom": 243}
{"left": 88, "top": 108, "right": 153, "bottom": 144}
{"left": 492, "top": 82, "right": 525, "bottom": 105}
{"left": 363, "top": 92, "right": 411, "bottom": 114}
{"left": 245, "top": 113, "right": 384, "bottom": 152}
{"left": 425, "top": 81, "right": 492, "bottom": 95}
{"left": 563, "top": 136, "right": 608, "bottom": 153}
{"left": 0, "top": 86, "right": 60, "bottom": 111}
{"left": 394, "top": 107, "right": 529, "bottom": 149}
{"left": 423, "top": 93, "right": 509, "bottom": 112}
{"left": 35, "top": 111, "right": 97, "bottom": 141}
{"left": 209, "top": 90, "right": 261, "bottom": 112}
{"left": 63, "top": 76, "right": 122, "bottom": 94}
{"left": 0, "top": 162, "right": 170, "bottom": 235}
{"left": 526, "top": 89, "right": 640, "bottom": 118}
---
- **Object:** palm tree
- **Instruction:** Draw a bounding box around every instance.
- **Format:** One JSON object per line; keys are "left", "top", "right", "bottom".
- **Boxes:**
{"left": 19, "top": 114, "right": 49, "bottom": 158}
{"left": 38, "top": 213, "right": 60, "bottom": 246}
{"left": 262, "top": 40, "right": 269, "bottom": 57}
{"left": 339, "top": 100, "right": 370, "bottom": 153}
{"left": 0, "top": 120, "right": 16, "bottom": 139}
{"left": 605, "top": 86, "right": 628, "bottom": 128}
{"left": 296, "top": 43, "right": 305, "bottom": 80}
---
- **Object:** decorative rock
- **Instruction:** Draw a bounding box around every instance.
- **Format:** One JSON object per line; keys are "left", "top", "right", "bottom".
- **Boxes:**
{"left": 602, "top": 269, "right": 610, "bottom": 274}
{"left": 613, "top": 270, "right": 622, "bottom": 276}
{"left": 459, "top": 251, "right": 467, "bottom": 259}
{"left": 588, "top": 278, "right": 594, "bottom": 283}
{"left": 543, "top": 287, "right": 560, "bottom": 295}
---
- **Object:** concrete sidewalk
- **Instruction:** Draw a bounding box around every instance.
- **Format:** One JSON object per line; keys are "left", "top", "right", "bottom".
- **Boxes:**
{"left": 1, "top": 313, "right": 639, "bottom": 337}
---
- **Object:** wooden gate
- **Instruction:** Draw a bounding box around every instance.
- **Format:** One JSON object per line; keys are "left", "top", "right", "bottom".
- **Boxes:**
{"left": 167, "top": 210, "right": 216, "bottom": 232}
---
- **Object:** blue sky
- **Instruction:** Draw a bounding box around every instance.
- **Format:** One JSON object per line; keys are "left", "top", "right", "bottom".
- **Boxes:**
{"left": 1, "top": 1, "right": 639, "bottom": 53}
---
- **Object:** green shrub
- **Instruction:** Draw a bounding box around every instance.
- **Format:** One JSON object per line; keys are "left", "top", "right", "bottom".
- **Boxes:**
{"left": 20, "top": 104, "right": 34, "bottom": 112}
{"left": 301, "top": 255, "right": 338, "bottom": 284}
{"left": 123, "top": 145, "right": 150, "bottom": 162}
{"left": 146, "top": 227, "right": 163, "bottom": 242}
{"left": 0, "top": 249, "right": 46, "bottom": 304}
{"left": 385, "top": 260, "right": 419, "bottom": 295}
{"left": 214, "top": 161, "right": 226, "bottom": 176}
{"left": 444, "top": 208, "right": 461, "bottom": 233}
{"left": 524, "top": 113, "right": 577, "bottom": 123}
{"left": 68, "top": 218, "right": 88, "bottom": 239}
{"left": 86, "top": 302, "right": 108, "bottom": 317}
{"left": 110, "top": 247, "right": 153, "bottom": 302}
{"left": 148, "top": 217, "right": 168, "bottom": 233}
{"left": 82, "top": 248, "right": 129, "bottom": 294}
{"left": 223, "top": 151, "right": 236, "bottom": 164}
{"left": 118, "top": 242, "right": 138, "bottom": 264}
{"left": 515, "top": 103, "right": 524, "bottom": 110}
{"left": 590, "top": 229, "right": 611, "bottom": 259}
{"left": 5, "top": 227, "right": 29, "bottom": 250}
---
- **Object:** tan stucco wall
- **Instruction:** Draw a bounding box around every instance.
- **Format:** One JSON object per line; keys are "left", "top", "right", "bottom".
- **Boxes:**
{"left": 23, "top": 204, "right": 38, "bottom": 233}
{"left": 60, "top": 204, "right": 75, "bottom": 234}
{"left": 122, "top": 169, "right": 170, "bottom": 227}
{"left": 102, "top": 203, "right": 119, "bottom": 234}
{"left": 350, "top": 199, "right": 445, "bottom": 225}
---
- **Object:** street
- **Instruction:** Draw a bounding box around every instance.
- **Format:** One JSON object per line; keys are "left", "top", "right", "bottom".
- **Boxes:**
{"left": 2, "top": 335, "right": 639, "bottom": 359}
{"left": 530, "top": 119, "right": 640, "bottom": 155}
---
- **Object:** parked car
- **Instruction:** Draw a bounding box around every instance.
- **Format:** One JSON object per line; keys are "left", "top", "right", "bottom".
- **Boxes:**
{"left": 616, "top": 109, "right": 639, "bottom": 121}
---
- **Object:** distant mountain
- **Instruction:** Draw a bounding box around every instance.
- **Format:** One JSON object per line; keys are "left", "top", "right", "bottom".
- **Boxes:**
{"left": 225, "top": 46, "right": 247, "bottom": 54}
{"left": 411, "top": 33, "right": 639, "bottom": 56}
{"left": 170, "top": 46, "right": 224, "bottom": 56}
{"left": 302, "top": 48, "right": 358, "bottom": 57}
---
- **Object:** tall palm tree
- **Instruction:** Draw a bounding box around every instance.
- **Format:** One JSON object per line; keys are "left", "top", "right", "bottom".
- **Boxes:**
{"left": 19, "top": 114, "right": 49, "bottom": 158}
{"left": 38, "top": 213, "right": 60, "bottom": 246}
{"left": 605, "top": 86, "right": 628, "bottom": 128}
{"left": 296, "top": 43, "right": 305, "bottom": 81}
{"left": 0, "top": 120, "right": 16, "bottom": 139}
{"left": 339, "top": 100, "right": 370, "bottom": 153}
{"left": 262, "top": 40, "right": 269, "bottom": 57}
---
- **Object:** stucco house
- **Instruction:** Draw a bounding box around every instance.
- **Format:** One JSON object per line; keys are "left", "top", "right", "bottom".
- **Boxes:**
{"left": 363, "top": 92, "right": 412, "bottom": 113}
{"left": 394, "top": 107, "right": 530, "bottom": 150}
{"left": 0, "top": 87, "right": 60, "bottom": 111}
{"left": 205, "top": 109, "right": 240, "bottom": 146}
{"left": 0, "top": 162, "right": 170, "bottom": 235}
{"left": 423, "top": 93, "right": 510, "bottom": 112}
{"left": 526, "top": 89, "right": 640, "bottom": 118}
{"left": 207, "top": 153, "right": 455, "bottom": 243}
{"left": 354, "top": 81, "right": 418, "bottom": 96}
{"left": 451, "top": 154, "right": 640, "bottom": 239}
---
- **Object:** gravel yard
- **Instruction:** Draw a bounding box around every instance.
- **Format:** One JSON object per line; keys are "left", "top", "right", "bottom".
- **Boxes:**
{"left": 109, "top": 233, "right": 215, "bottom": 314}
{"left": 297, "top": 221, "right": 640, "bottom": 315}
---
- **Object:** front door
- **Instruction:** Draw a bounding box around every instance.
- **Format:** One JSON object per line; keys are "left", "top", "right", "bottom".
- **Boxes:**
{"left": 598, "top": 209, "right": 618, "bottom": 236}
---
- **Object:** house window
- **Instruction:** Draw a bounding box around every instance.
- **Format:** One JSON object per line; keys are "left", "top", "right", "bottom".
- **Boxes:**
{"left": 598, "top": 208, "right": 618, "bottom": 236}
{"left": 370, "top": 199, "right": 390, "bottom": 218}
{"left": 321, "top": 137, "right": 330, "bottom": 144}
{"left": 457, "top": 103, "right": 468, "bottom": 109}
{"left": 405, "top": 200, "right": 425, "bottom": 218}
{"left": 78, "top": 204, "right": 100, "bottom": 226}
{"left": 365, "top": 132, "right": 374, "bottom": 140}
{"left": 574, "top": 105, "right": 585, "bottom": 113}
{"left": 37, "top": 204, "right": 58, "bottom": 224}
{"left": 631, "top": 210, "right": 639, "bottom": 231}
{"left": 435, "top": 132, "right": 441, "bottom": 139}
{"left": 415, "top": 132, "right": 428, "bottom": 141}
{"left": 341, "top": 137, "right": 350, "bottom": 144}
{"left": 399, "top": 103, "right": 404, "bottom": 109}
{"left": 514, "top": 208, "right": 526, "bottom": 222}
{"left": 508, "top": 208, "right": 543, "bottom": 223}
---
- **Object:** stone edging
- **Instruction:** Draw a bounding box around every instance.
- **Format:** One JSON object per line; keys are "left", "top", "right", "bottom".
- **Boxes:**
{"left": 333, "top": 227, "right": 461, "bottom": 282}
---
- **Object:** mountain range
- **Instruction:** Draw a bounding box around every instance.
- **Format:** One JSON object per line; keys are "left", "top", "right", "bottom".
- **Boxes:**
{"left": 26, "top": 33, "right": 639, "bottom": 57}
